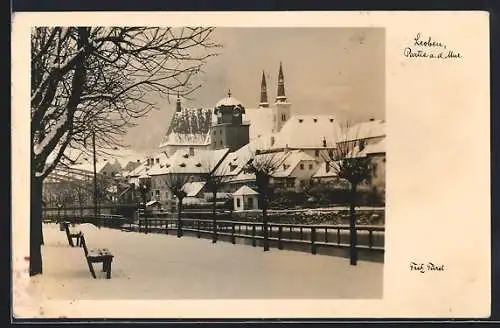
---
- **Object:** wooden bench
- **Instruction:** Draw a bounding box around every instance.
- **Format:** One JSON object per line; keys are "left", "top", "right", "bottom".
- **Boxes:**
{"left": 61, "top": 221, "right": 82, "bottom": 247}
{"left": 80, "top": 234, "right": 114, "bottom": 279}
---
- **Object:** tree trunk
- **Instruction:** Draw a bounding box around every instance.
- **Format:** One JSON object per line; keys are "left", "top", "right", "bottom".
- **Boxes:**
{"left": 177, "top": 200, "right": 183, "bottom": 238}
{"left": 262, "top": 196, "right": 269, "bottom": 252}
{"left": 349, "top": 183, "right": 358, "bottom": 266}
{"left": 212, "top": 190, "right": 217, "bottom": 243}
{"left": 30, "top": 175, "right": 44, "bottom": 276}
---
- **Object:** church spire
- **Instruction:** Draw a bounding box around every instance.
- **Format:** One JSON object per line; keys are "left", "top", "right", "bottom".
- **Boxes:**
{"left": 259, "top": 70, "right": 269, "bottom": 108}
{"left": 276, "top": 62, "right": 287, "bottom": 103}
{"left": 175, "top": 91, "right": 182, "bottom": 113}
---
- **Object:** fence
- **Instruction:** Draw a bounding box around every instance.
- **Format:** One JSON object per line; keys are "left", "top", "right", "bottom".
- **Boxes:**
{"left": 42, "top": 207, "right": 385, "bottom": 261}
{"left": 137, "top": 217, "right": 384, "bottom": 258}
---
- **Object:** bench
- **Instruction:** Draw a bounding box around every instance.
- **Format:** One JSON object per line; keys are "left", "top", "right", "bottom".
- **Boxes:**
{"left": 61, "top": 221, "right": 82, "bottom": 247}
{"left": 80, "top": 234, "right": 114, "bottom": 279}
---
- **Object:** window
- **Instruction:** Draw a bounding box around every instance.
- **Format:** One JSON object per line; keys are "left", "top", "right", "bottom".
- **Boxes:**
{"left": 189, "top": 147, "right": 194, "bottom": 156}
{"left": 300, "top": 163, "right": 304, "bottom": 170}
{"left": 271, "top": 136, "right": 275, "bottom": 146}
{"left": 220, "top": 140, "right": 223, "bottom": 145}
{"left": 315, "top": 150, "right": 319, "bottom": 157}
{"left": 156, "top": 158, "right": 159, "bottom": 164}
{"left": 236, "top": 198, "right": 241, "bottom": 208}
{"left": 155, "top": 190, "right": 160, "bottom": 196}
{"left": 247, "top": 197, "right": 253, "bottom": 208}
{"left": 213, "top": 130, "right": 216, "bottom": 135}
{"left": 309, "top": 164, "right": 313, "bottom": 170}
{"left": 281, "top": 114, "right": 286, "bottom": 121}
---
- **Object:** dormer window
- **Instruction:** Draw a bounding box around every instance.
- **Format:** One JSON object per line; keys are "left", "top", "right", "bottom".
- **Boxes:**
{"left": 329, "top": 118, "right": 334, "bottom": 123}
{"left": 313, "top": 118, "right": 318, "bottom": 123}
{"left": 298, "top": 119, "right": 303, "bottom": 123}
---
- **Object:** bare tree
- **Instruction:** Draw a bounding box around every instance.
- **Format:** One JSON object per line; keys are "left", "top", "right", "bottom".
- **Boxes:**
{"left": 243, "top": 150, "right": 286, "bottom": 251}
{"left": 164, "top": 172, "right": 192, "bottom": 238}
{"left": 30, "top": 26, "right": 219, "bottom": 275}
{"left": 321, "top": 125, "right": 375, "bottom": 266}
{"left": 200, "top": 153, "right": 230, "bottom": 243}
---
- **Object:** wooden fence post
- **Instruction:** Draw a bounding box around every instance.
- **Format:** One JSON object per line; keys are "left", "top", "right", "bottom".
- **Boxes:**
{"left": 324, "top": 227, "right": 328, "bottom": 243}
{"left": 368, "top": 228, "right": 373, "bottom": 249}
{"left": 252, "top": 225, "right": 256, "bottom": 247}
{"left": 231, "top": 222, "right": 236, "bottom": 244}
{"left": 278, "top": 225, "right": 283, "bottom": 250}
{"left": 311, "top": 227, "right": 317, "bottom": 255}
{"left": 197, "top": 220, "right": 201, "bottom": 238}
{"left": 337, "top": 228, "right": 341, "bottom": 245}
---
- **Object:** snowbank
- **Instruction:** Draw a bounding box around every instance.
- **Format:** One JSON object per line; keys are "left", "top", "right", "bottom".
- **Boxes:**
{"left": 14, "top": 223, "right": 383, "bottom": 318}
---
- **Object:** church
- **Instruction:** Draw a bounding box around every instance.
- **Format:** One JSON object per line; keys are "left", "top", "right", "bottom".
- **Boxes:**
{"left": 131, "top": 62, "right": 385, "bottom": 205}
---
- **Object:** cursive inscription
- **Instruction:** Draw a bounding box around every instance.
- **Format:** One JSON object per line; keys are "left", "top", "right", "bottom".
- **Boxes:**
{"left": 410, "top": 262, "right": 445, "bottom": 273}
{"left": 403, "top": 33, "right": 461, "bottom": 60}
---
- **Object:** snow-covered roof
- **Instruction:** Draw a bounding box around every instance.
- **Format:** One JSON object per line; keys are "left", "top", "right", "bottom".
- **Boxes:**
{"left": 361, "top": 138, "right": 386, "bottom": 155}
{"left": 159, "top": 131, "right": 211, "bottom": 148}
{"left": 125, "top": 161, "right": 148, "bottom": 177}
{"left": 312, "top": 161, "right": 339, "bottom": 179}
{"left": 243, "top": 107, "right": 275, "bottom": 140}
{"left": 217, "top": 135, "right": 275, "bottom": 178}
{"left": 232, "top": 185, "right": 259, "bottom": 196}
{"left": 147, "top": 148, "right": 230, "bottom": 176}
{"left": 69, "top": 160, "right": 110, "bottom": 174}
{"left": 146, "top": 200, "right": 160, "bottom": 207}
{"left": 272, "top": 115, "right": 342, "bottom": 149}
{"left": 182, "top": 181, "right": 206, "bottom": 197}
{"left": 272, "top": 150, "right": 317, "bottom": 178}
{"left": 343, "top": 119, "right": 385, "bottom": 142}
{"left": 215, "top": 96, "right": 244, "bottom": 108}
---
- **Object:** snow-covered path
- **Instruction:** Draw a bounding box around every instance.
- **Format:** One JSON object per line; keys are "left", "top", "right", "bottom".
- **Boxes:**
{"left": 24, "top": 224, "right": 382, "bottom": 303}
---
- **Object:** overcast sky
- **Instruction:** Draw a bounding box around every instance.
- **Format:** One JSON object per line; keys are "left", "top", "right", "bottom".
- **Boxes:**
{"left": 124, "top": 27, "right": 385, "bottom": 153}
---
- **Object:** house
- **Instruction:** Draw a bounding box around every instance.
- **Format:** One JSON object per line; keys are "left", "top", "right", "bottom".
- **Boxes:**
{"left": 270, "top": 150, "right": 319, "bottom": 191}
{"left": 147, "top": 148, "right": 230, "bottom": 207}
{"left": 232, "top": 185, "right": 259, "bottom": 211}
{"left": 339, "top": 118, "right": 386, "bottom": 155}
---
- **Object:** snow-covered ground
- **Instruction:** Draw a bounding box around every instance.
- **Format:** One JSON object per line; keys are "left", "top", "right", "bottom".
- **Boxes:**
{"left": 14, "top": 223, "right": 383, "bottom": 317}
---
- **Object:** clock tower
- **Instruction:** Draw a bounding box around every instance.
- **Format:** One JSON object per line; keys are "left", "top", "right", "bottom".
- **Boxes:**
{"left": 211, "top": 90, "right": 250, "bottom": 151}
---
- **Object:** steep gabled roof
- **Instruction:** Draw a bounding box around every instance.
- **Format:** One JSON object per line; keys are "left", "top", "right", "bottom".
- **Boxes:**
{"left": 343, "top": 119, "right": 386, "bottom": 142}
{"left": 182, "top": 181, "right": 206, "bottom": 197}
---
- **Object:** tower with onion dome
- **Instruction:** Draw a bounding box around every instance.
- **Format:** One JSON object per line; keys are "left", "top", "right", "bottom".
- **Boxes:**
{"left": 211, "top": 90, "right": 250, "bottom": 151}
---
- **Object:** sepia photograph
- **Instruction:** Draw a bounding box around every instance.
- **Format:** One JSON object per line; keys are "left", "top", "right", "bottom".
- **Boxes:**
{"left": 12, "top": 11, "right": 490, "bottom": 319}
{"left": 29, "top": 26, "right": 386, "bottom": 300}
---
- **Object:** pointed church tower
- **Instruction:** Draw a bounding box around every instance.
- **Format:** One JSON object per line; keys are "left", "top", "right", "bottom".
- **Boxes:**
{"left": 273, "top": 62, "right": 291, "bottom": 133}
{"left": 276, "top": 62, "right": 287, "bottom": 103}
{"left": 176, "top": 92, "right": 182, "bottom": 113}
{"left": 259, "top": 70, "right": 269, "bottom": 108}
